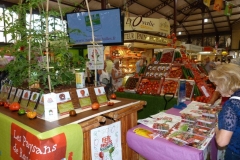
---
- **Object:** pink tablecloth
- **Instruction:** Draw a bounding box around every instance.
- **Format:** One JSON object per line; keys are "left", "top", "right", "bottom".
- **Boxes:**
{"left": 127, "top": 108, "right": 218, "bottom": 160}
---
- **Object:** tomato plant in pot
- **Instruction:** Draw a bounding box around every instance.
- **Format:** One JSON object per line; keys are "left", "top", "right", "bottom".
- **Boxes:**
{"left": 0, "top": 0, "right": 87, "bottom": 92}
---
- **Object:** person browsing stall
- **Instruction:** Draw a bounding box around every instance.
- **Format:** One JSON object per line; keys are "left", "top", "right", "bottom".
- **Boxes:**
{"left": 136, "top": 55, "right": 146, "bottom": 74}
{"left": 111, "top": 59, "right": 125, "bottom": 91}
{"left": 209, "top": 63, "right": 240, "bottom": 160}
{"left": 98, "top": 61, "right": 110, "bottom": 86}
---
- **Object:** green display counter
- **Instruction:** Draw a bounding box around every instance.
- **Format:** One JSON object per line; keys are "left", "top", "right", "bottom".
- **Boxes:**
{"left": 116, "top": 92, "right": 177, "bottom": 119}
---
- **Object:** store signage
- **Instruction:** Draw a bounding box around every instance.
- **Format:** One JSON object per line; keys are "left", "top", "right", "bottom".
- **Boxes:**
{"left": 159, "top": 18, "right": 170, "bottom": 35}
{"left": 87, "top": 45, "right": 104, "bottom": 70}
{"left": 125, "top": 17, "right": 170, "bottom": 35}
{"left": 124, "top": 32, "right": 172, "bottom": 45}
{"left": 11, "top": 123, "right": 67, "bottom": 160}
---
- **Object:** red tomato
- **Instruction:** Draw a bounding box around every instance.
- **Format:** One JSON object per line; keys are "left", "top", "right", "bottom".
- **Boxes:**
{"left": 91, "top": 102, "right": 100, "bottom": 110}
{"left": 110, "top": 93, "right": 116, "bottom": 99}
{"left": 0, "top": 101, "right": 4, "bottom": 106}
{"left": 4, "top": 102, "right": 10, "bottom": 108}
{"left": 9, "top": 102, "right": 20, "bottom": 111}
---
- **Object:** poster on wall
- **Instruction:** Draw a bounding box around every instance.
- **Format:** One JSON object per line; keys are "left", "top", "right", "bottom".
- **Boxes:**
{"left": 87, "top": 45, "right": 104, "bottom": 70}
{"left": 91, "top": 121, "right": 122, "bottom": 160}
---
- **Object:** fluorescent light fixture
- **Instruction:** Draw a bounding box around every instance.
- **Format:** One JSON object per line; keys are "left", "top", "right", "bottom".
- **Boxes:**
{"left": 199, "top": 51, "right": 211, "bottom": 54}
{"left": 204, "top": 19, "right": 208, "bottom": 23}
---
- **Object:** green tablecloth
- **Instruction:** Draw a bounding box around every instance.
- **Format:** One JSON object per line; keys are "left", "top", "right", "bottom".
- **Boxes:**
{"left": 116, "top": 92, "right": 177, "bottom": 119}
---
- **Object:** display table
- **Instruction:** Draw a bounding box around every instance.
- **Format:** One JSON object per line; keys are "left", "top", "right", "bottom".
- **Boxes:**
{"left": 116, "top": 92, "right": 177, "bottom": 119}
{"left": 127, "top": 108, "right": 218, "bottom": 160}
{"left": 0, "top": 97, "right": 145, "bottom": 160}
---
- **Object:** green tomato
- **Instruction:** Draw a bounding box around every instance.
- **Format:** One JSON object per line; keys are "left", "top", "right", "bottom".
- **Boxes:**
{"left": 18, "top": 109, "right": 26, "bottom": 115}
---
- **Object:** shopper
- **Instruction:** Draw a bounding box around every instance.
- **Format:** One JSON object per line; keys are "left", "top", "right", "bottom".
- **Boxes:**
{"left": 111, "top": 59, "right": 125, "bottom": 91}
{"left": 136, "top": 55, "right": 146, "bottom": 74}
{"left": 204, "top": 56, "right": 215, "bottom": 74}
{"left": 98, "top": 61, "right": 110, "bottom": 86}
{"left": 209, "top": 63, "right": 240, "bottom": 160}
{"left": 105, "top": 55, "right": 113, "bottom": 77}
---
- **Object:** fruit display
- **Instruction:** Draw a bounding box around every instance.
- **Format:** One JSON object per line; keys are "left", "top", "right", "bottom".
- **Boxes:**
{"left": 145, "top": 64, "right": 170, "bottom": 78}
{"left": 161, "top": 79, "right": 178, "bottom": 95}
{"left": 136, "top": 78, "right": 163, "bottom": 95}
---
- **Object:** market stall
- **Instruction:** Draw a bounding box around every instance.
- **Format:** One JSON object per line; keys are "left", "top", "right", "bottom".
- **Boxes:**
{"left": 0, "top": 96, "right": 145, "bottom": 160}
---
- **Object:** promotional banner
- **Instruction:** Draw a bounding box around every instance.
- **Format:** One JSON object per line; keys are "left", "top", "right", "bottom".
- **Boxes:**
{"left": 203, "top": 0, "right": 210, "bottom": 7}
{"left": 213, "top": 0, "right": 223, "bottom": 11}
{"left": 224, "top": 2, "right": 233, "bottom": 16}
{"left": 0, "top": 112, "right": 83, "bottom": 160}
{"left": 87, "top": 45, "right": 104, "bottom": 70}
{"left": 91, "top": 121, "right": 122, "bottom": 160}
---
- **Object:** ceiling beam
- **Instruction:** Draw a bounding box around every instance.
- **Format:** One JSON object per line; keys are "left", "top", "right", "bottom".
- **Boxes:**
{"left": 180, "top": 12, "right": 240, "bottom": 23}
{"left": 50, "top": 0, "right": 77, "bottom": 8}
{"left": 158, "top": 0, "right": 188, "bottom": 17}
{"left": 185, "top": 26, "right": 230, "bottom": 32}
{"left": 178, "top": 31, "right": 231, "bottom": 39}
{"left": 184, "top": 23, "right": 229, "bottom": 28}
{"left": 71, "top": 0, "right": 92, "bottom": 12}
{"left": 142, "top": 0, "right": 174, "bottom": 17}
{"left": 120, "top": 0, "right": 138, "bottom": 10}
{"left": 168, "top": 1, "right": 198, "bottom": 19}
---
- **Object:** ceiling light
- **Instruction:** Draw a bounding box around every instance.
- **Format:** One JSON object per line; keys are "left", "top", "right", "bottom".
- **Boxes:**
{"left": 204, "top": 19, "right": 208, "bottom": 23}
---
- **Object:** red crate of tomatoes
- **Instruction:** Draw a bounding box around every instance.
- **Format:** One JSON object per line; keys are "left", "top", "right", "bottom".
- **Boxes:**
{"left": 136, "top": 77, "right": 164, "bottom": 95}
{"left": 159, "top": 48, "right": 175, "bottom": 63}
{"left": 167, "top": 64, "right": 183, "bottom": 78}
{"left": 160, "top": 78, "right": 178, "bottom": 96}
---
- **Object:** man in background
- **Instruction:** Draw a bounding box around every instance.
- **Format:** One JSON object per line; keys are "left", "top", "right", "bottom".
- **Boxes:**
{"left": 136, "top": 55, "right": 146, "bottom": 74}
{"left": 204, "top": 56, "right": 216, "bottom": 74}
{"left": 105, "top": 55, "right": 113, "bottom": 77}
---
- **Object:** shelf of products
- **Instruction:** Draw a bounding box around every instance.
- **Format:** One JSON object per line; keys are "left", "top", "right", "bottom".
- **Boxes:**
{"left": 123, "top": 48, "right": 215, "bottom": 102}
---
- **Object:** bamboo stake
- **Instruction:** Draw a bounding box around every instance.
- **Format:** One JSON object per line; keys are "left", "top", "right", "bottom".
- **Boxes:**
{"left": 45, "top": 0, "right": 52, "bottom": 92}
{"left": 85, "top": 0, "right": 97, "bottom": 87}
{"left": 28, "top": 5, "right": 32, "bottom": 89}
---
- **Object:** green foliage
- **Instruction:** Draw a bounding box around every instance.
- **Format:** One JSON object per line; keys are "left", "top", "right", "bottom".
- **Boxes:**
{"left": 0, "top": 0, "right": 86, "bottom": 91}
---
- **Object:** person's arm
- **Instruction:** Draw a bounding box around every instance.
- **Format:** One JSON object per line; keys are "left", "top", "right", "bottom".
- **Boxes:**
{"left": 208, "top": 91, "right": 221, "bottom": 105}
{"left": 215, "top": 127, "right": 233, "bottom": 147}
{"left": 215, "top": 104, "right": 236, "bottom": 147}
